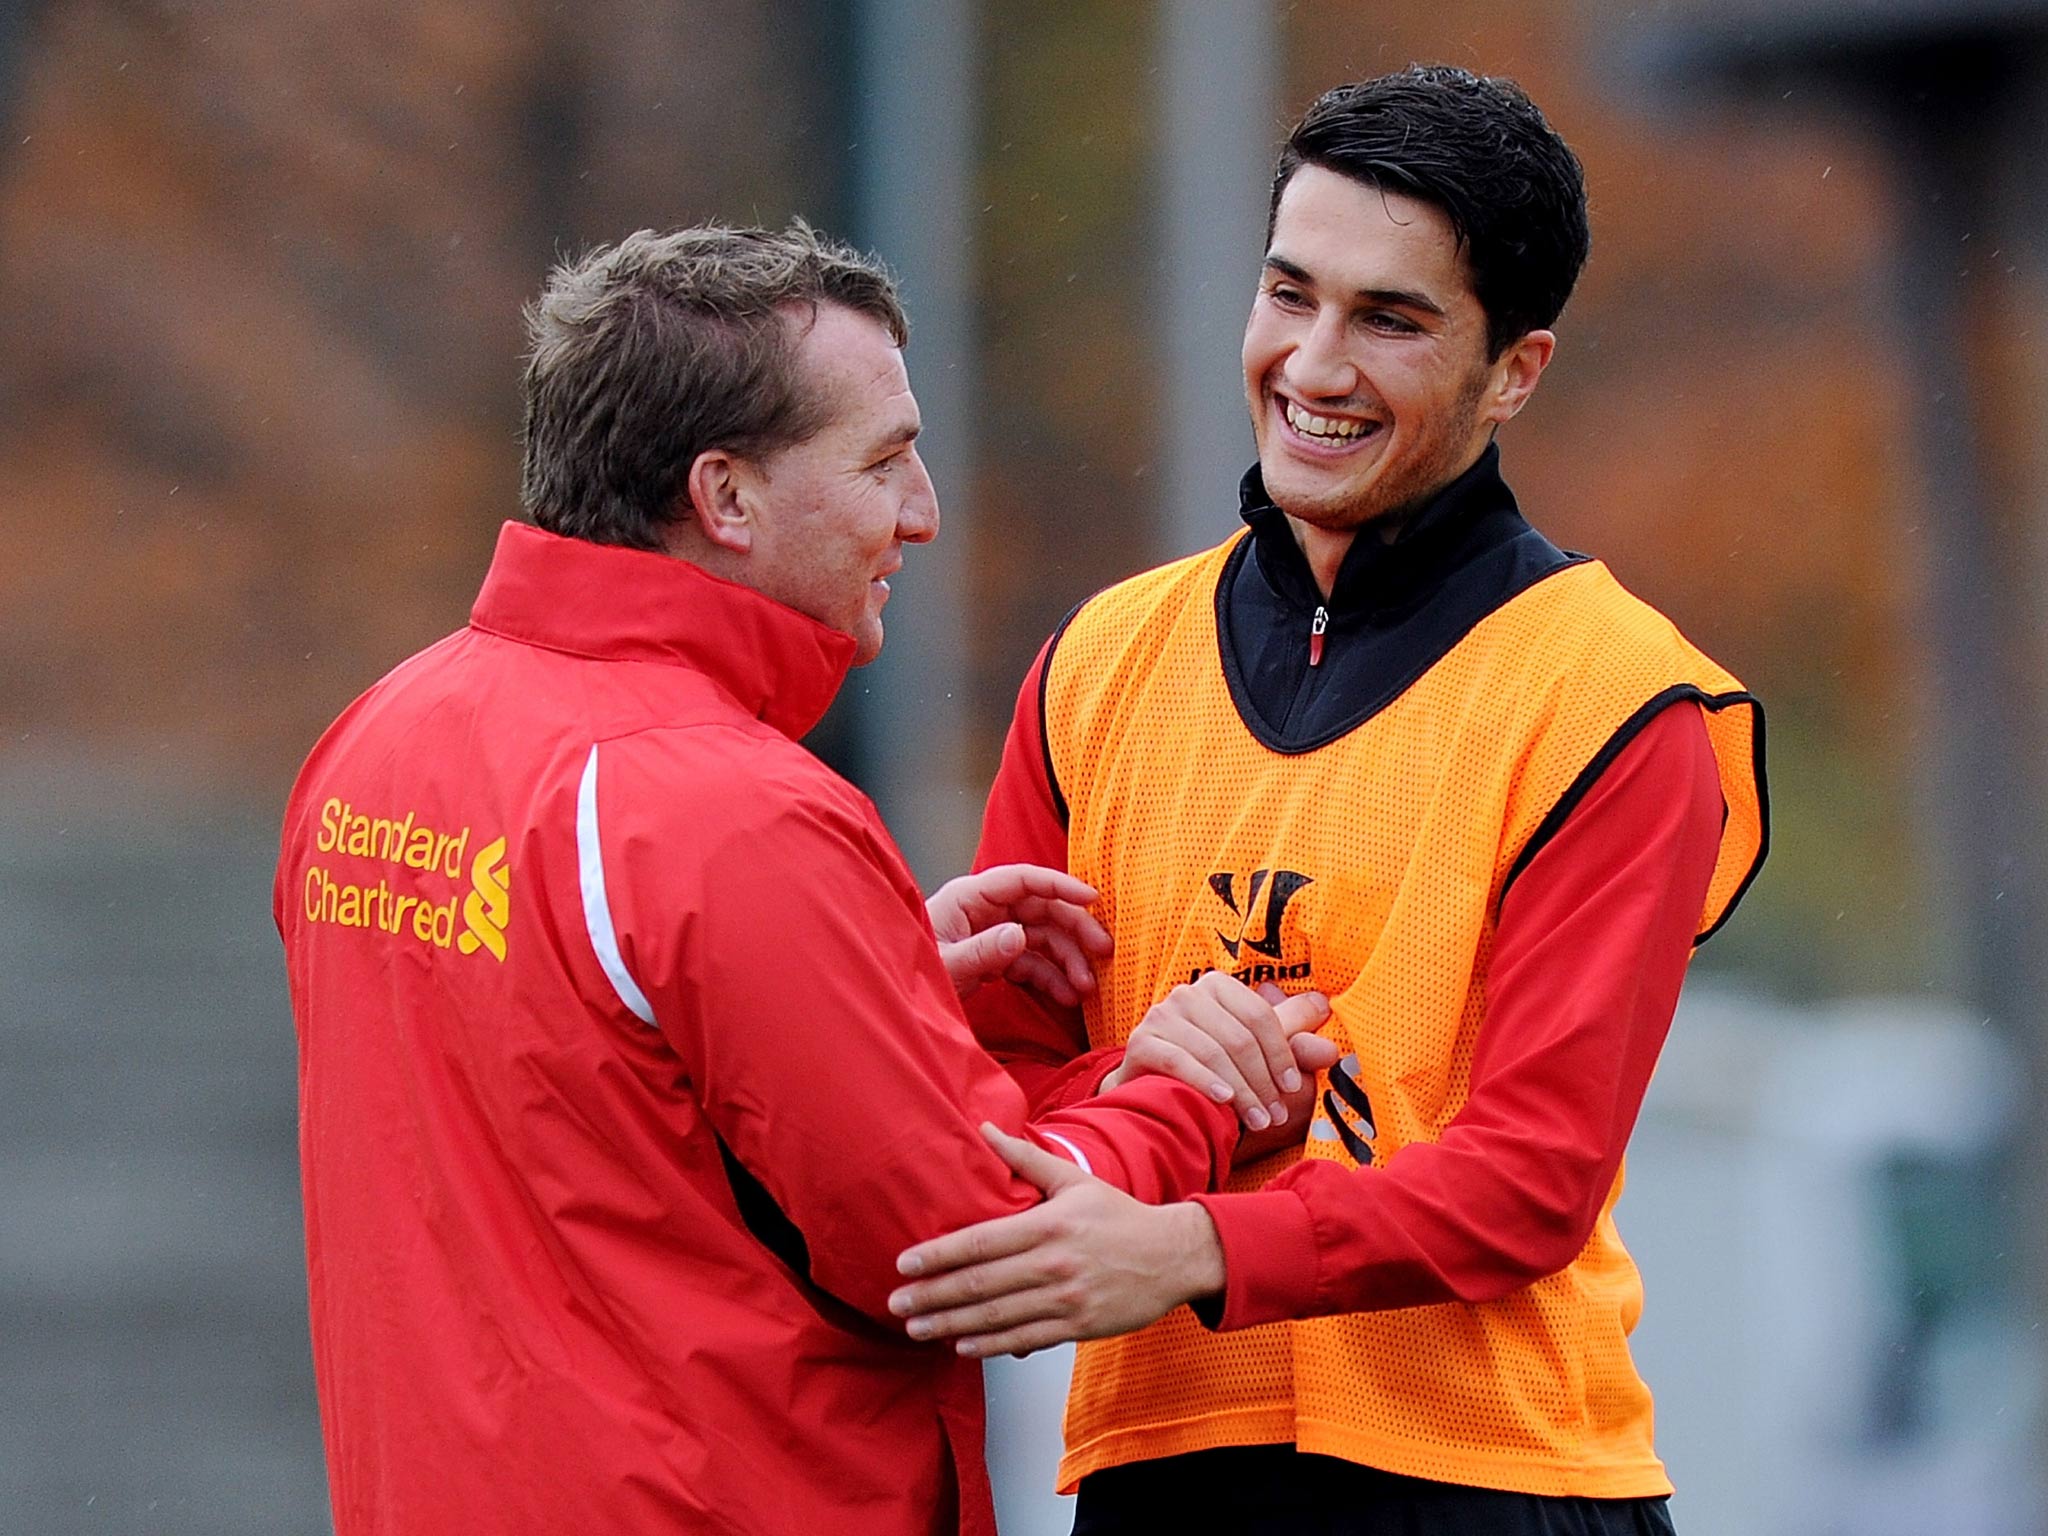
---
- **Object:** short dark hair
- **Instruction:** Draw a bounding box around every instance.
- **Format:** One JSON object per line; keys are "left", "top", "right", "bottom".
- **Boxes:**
{"left": 1270, "top": 67, "right": 1590, "bottom": 359}
{"left": 520, "top": 222, "right": 908, "bottom": 549}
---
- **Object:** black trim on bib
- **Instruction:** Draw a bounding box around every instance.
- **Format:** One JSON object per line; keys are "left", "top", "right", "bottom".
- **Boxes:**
{"left": 1038, "top": 599, "right": 1088, "bottom": 829}
{"left": 1498, "top": 684, "right": 1770, "bottom": 946}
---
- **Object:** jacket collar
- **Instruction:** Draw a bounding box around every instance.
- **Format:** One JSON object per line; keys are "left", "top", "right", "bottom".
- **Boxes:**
{"left": 468, "top": 521, "right": 857, "bottom": 740}
{"left": 1238, "top": 441, "right": 1524, "bottom": 619}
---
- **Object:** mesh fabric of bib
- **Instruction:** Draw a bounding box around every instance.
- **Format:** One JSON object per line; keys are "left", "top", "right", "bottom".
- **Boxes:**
{"left": 1043, "top": 535, "right": 1764, "bottom": 1498}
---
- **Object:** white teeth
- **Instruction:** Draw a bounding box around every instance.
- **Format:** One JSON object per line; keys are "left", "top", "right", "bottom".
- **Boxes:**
{"left": 1284, "top": 400, "right": 1369, "bottom": 440}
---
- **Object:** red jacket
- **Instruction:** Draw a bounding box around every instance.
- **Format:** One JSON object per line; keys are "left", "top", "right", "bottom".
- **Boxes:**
{"left": 275, "top": 522, "right": 1236, "bottom": 1535}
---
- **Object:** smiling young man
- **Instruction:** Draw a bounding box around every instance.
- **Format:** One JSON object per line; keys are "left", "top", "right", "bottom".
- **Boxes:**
{"left": 272, "top": 224, "right": 1259, "bottom": 1536}
{"left": 896, "top": 67, "right": 1769, "bottom": 1535}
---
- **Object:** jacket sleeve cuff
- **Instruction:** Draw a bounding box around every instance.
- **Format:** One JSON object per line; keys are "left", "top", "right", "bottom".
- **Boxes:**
{"left": 1188, "top": 1187, "right": 1321, "bottom": 1332}
{"left": 1033, "top": 1046, "right": 1125, "bottom": 1111}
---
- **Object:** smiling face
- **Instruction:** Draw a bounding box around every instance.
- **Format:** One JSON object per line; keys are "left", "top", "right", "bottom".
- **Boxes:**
{"left": 1243, "top": 165, "right": 1551, "bottom": 552}
{"left": 730, "top": 303, "right": 939, "bottom": 665}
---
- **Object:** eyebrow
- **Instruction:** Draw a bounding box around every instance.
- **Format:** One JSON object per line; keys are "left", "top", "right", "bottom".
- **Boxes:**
{"left": 864, "top": 419, "right": 921, "bottom": 458}
{"left": 1263, "top": 255, "right": 1448, "bottom": 321}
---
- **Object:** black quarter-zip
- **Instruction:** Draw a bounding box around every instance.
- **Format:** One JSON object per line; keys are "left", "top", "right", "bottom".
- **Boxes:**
{"left": 1214, "top": 444, "right": 1587, "bottom": 754}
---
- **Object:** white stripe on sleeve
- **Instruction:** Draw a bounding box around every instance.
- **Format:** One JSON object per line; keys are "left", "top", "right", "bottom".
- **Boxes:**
{"left": 576, "top": 744, "right": 657, "bottom": 1027}
{"left": 1037, "top": 1131, "right": 1093, "bottom": 1178}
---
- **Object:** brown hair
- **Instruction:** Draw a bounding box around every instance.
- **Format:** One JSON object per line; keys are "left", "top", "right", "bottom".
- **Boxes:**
{"left": 520, "top": 222, "right": 908, "bottom": 548}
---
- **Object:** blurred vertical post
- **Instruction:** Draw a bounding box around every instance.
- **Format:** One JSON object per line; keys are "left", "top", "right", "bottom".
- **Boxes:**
{"left": 1886, "top": 80, "right": 2048, "bottom": 1491}
{"left": 1981, "top": 56, "right": 2048, "bottom": 1503}
{"left": 1156, "top": 0, "right": 1279, "bottom": 557}
{"left": 1628, "top": 2, "right": 2048, "bottom": 1495}
{"left": 1883, "top": 58, "right": 2046, "bottom": 1044}
{"left": 847, "top": 0, "right": 980, "bottom": 886}
{"left": 0, "top": 2, "right": 25, "bottom": 144}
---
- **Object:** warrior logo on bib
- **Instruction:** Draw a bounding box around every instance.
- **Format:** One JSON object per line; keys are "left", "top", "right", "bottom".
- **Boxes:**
{"left": 1187, "top": 867, "right": 1315, "bottom": 988}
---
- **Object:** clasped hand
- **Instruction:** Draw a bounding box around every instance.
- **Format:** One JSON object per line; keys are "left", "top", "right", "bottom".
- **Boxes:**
{"left": 889, "top": 974, "right": 1340, "bottom": 1358}
{"left": 1103, "top": 972, "right": 1339, "bottom": 1156}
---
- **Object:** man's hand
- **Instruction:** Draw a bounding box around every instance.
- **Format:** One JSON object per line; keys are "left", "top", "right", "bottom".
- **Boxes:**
{"left": 1100, "top": 974, "right": 1337, "bottom": 1139}
{"left": 926, "top": 864, "right": 1114, "bottom": 1006}
{"left": 888, "top": 1123, "right": 1226, "bottom": 1358}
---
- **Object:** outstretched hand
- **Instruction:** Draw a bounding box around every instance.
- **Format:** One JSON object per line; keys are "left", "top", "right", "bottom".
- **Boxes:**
{"left": 888, "top": 1123, "right": 1226, "bottom": 1359}
{"left": 926, "top": 864, "right": 1113, "bottom": 1006}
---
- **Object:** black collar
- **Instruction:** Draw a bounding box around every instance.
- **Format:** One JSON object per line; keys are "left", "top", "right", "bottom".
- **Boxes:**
{"left": 1213, "top": 443, "right": 1582, "bottom": 753}
{"left": 1238, "top": 442, "right": 1525, "bottom": 620}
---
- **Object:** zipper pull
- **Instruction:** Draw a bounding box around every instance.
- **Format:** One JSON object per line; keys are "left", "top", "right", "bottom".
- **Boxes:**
{"left": 1309, "top": 605, "right": 1328, "bottom": 667}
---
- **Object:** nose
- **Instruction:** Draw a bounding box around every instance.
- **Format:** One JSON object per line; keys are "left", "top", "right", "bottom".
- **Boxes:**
{"left": 898, "top": 450, "right": 940, "bottom": 544}
{"left": 1284, "top": 309, "right": 1358, "bottom": 401}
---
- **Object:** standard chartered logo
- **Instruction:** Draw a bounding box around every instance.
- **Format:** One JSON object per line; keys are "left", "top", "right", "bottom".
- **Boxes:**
{"left": 302, "top": 797, "right": 510, "bottom": 962}
{"left": 457, "top": 838, "right": 510, "bottom": 961}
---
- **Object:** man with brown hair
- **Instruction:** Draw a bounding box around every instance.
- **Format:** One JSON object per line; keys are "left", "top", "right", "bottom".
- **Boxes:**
{"left": 274, "top": 223, "right": 1296, "bottom": 1535}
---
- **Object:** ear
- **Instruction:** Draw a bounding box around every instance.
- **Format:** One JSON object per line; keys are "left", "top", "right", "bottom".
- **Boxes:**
{"left": 1485, "top": 329, "right": 1556, "bottom": 426}
{"left": 681, "top": 449, "right": 755, "bottom": 556}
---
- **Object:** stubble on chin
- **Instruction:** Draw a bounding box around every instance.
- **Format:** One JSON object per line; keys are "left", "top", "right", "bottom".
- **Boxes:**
{"left": 1266, "top": 379, "right": 1493, "bottom": 537}
{"left": 1264, "top": 452, "right": 1441, "bottom": 539}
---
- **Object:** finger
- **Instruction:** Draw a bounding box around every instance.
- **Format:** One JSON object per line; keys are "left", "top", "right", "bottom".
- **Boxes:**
{"left": 890, "top": 1249, "right": 1066, "bottom": 1323}
{"left": 1275, "top": 990, "right": 1331, "bottom": 1039}
{"left": 1012, "top": 897, "right": 1114, "bottom": 957}
{"left": 1187, "top": 984, "right": 1290, "bottom": 1120}
{"left": 922, "top": 874, "right": 974, "bottom": 942}
{"left": 983, "top": 1122, "right": 1094, "bottom": 1195}
{"left": 1019, "top": 929, "right": 1102, "bottom": 997}
{"left": 1254, "top": 981, "right": 1287, "bottom": 1005}
{"left": 1289, "top": 1031, "right": 1343, "bottom": 1073}
{"left": 1193, "top": 974, "right": 1296, "bottom": 1104}
{"left": 1121, "top": 1034, "right": 1238, "bottom": 1108}
{"left": 909, "top": 1288, "right": 1073, "bottom": 1343}
{"left": 897, "top": 1203, "right": 1061, "bottom": 1279}
{"left": 1003, "top": 950, "right": 1080, "bottom": 1009}
{"left": 1137, "top": 1016, "right": 1266, "bottom": 1128}
{"left": 978, "top": 900, "right": 1108, "bottom": 993}
{"left": 899, "top": 1276, "right": 1072, "bottom": 1338}
{"left": 938, "top": 923, "right": 1026, "bottom": 995}
{"left": 1016, "top": 920, "right": 1099, "bottom": 990}
{"left": 956, "top": 1317, "right": 1095, "bottom": 1360}
{"left": 967, "top": 863, "right": 1101, "bottom": 913}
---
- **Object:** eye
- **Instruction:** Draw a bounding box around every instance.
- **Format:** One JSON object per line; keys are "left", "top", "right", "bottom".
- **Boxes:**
{"left": 1267, "top": 283, "right": 1311, "bottom": 311}
{"left": 1362, "top": 310, "right": 1421, "bottom": 336}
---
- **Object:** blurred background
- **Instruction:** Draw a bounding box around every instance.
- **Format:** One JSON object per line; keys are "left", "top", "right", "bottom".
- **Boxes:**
{"left": 2, "top": 0, "right": 2044, "bottom": 1530}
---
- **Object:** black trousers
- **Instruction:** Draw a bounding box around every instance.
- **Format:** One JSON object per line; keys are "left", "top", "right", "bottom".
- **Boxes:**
{"left": 1070, "top": 1445, "right": 1677, "bottom": 1536}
